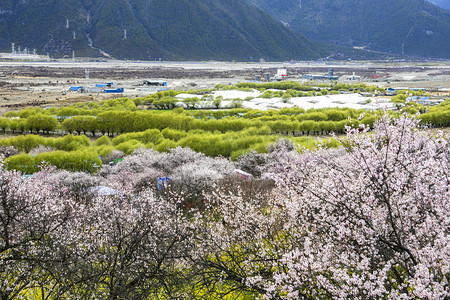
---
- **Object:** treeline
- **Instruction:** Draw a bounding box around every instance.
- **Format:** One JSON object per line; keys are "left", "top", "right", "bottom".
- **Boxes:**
{"left": 230, "top": 81, "right": 384, "bottom": 93}
{"left": 0, "top": 105, "right": 374, "bottom": 137}
{"left": 1, "top": 85, "right": 446, "bottom": 137}
{"left": 3, "top": 103, "right": 449, "bottom": 140}
{"left": 0, "top": 134, "right": 106, "bottom": 173}
{"left": 6, "top": 150, "right": 102, "bottom": 174}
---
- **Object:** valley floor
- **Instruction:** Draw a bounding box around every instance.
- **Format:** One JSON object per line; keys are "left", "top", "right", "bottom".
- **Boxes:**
{"left": 0, "top": 59, "right": 449, "bottom": 113}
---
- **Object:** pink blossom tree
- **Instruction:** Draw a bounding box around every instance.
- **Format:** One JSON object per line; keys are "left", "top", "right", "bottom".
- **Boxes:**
{"left": 0, "top": 163, "right": 197, "bottom": 298}
{"left": 186, "top": 114, "right": 448, "bottom": 299}
{"left": 50, "top": 170, "right": 100, "bottom": 202}
{"left": 189, "top": 184, "right": 289, "bottom": 298}
{"left": 0, "top": 166, "right": 84, "bottom": 299}
{"left": 100, "top": 147, "right": 235, "bottom": 202}
{"left": 63, "top": 190, "right": 195, "bottom": 299}
{"left": 254, "top": 115, "right": 450, "bottom": 298}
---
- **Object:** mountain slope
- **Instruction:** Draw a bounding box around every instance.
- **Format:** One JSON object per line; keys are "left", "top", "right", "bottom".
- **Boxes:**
{"left": 245, "top": 0, "right": 450, "bottom": 58}
{"left": 428, "top": 0, "right": 450, "bottom": 10}
{"left": 0, "top": 0, "right": 326, "bottom": 61}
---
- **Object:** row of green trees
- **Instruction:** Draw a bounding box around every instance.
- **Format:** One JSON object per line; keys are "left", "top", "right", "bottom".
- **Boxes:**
{"left": 0, "top": 114, "right": 59, "bottom": 135}
{"left": 1, "top": 124, "right": 338, "bottom": 172}
{"left": 2, "top": 84, "right": 445, "bottom": 138}
{"left": 1, "top": 104, "right": 448, "bottom": 141}
{"left": 0, "top": 134, "right": 91, "bottom": 153}
{"left": 230, "top": 81, "right": 383, "bottom": 92}
{"left": 0, "top": 108, "right": 362, "bottom": 137}
{"left": 2, "top": 91, "right": 181, "bottom": 119}
{"left": 72, "top": 111, "right": 372, "bottom": 136}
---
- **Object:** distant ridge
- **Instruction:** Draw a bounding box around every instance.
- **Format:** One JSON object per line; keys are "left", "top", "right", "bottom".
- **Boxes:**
{"left": 245, "top": 0, "right": 450, "bottom": 59}
{"left": 0, "top": 0, "right": 327, "bottom": 61}
{"left": 428, "top": 0, "right": 450, "bottom": 10}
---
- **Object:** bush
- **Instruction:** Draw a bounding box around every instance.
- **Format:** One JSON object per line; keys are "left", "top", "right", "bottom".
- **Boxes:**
{"left": 115, "top": 140, "right": 145, "bottom": 155}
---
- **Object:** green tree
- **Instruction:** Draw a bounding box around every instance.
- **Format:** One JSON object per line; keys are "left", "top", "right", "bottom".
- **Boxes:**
{"left": 213, "top": 97, "right": 222, "bottom": 109}
{"left": 115, "top": 140, "right": 144, "bottom": 155}
{"left": 0, "top": 117, "right": 9, "bottom": 133}
{"left": 4, "top": 153, "right": 38, "bottom": 173}
{"left": 4, "top": 111, "right": 18, "bottom": 118}
{"left": 54, "top": 135, "right": 91, "bottom": 151}
{"left": 95, "top": 135, "right": 112, "bottom": 146}
{"left": 26, "top": 114, "right": 58, "bottom": 134}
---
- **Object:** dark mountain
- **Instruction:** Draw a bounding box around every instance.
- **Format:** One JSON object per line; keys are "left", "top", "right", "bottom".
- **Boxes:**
{"left": 0, "top": 0, "right": 326, "bottom": 61}
{"left": 428, "top": 0, "right": 450, "bottom": 10}
{"left": 245, "top": 0, "right": 450, "bottom": 58}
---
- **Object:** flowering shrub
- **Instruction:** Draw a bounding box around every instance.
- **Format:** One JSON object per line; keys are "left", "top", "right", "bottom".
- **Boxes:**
{"left": 29, "top": 145, "right": 57, "bottom": 155}
{"left": 50, "top": 170, "right": 100, "bottom": 202}
{"left": 99, "top": 147, "right": 235, "bottom": 197}
{"left": 0, "top": 146, "right": 20, "bottom": 158}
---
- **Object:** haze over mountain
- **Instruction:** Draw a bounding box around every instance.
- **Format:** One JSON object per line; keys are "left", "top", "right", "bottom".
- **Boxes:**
{"left": 245, "top": 0, "right": 450, "bottom": 59}
{"left": 0, "top": 0, "right": 326, "bottom": 61}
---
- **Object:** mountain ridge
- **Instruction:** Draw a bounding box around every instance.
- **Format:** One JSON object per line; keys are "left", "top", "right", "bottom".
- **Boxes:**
{"left": 245, "top": 0, "right": 450, "bottom": 59}
{"left": 428, "top": 0, "right": 450, "bottom": 10}
{"left": 0, "top": 0, "right": 327, "bottom": 61}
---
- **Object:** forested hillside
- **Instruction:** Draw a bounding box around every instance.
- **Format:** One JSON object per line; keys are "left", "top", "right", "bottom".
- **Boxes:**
{"left": 0, "top": 0, "right": 326, "bottom": 61}
{"left": 245, "top": 0, "right": 450, "bottom": 58}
